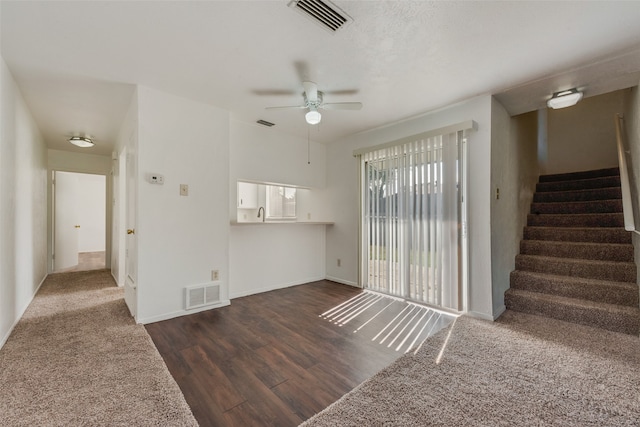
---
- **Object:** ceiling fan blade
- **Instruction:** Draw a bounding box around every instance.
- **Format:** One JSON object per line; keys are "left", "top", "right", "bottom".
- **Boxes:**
{"left": 321, "top": 102, "right": 363, "bottom": 110}
{"left": 303, "top": 81, "right": 318, "bottom": 103}
{"left": 323, "top": 89, "right": 359, "bottom": 96}
{"left": 252, "top": 89, "right": 298, "bottom": 96}
{"left": 265, "top": 105, "right": 307, "bottom": 110}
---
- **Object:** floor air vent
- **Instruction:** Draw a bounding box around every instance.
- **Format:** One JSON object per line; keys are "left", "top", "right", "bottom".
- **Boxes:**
{"left": 288, "top": 0, "right": 353, "bottom": 33}
{"left": 185, "top": 283, "right": 221, "bottom": 310}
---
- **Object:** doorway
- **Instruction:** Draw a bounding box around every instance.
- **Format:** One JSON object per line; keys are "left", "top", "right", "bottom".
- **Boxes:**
{"left": 53, "top": 171, "right": 107, "bottom": 272}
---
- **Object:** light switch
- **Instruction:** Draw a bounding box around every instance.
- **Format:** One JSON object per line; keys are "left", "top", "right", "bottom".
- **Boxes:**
{"left": 180, "top": 184, "right": 189, "bottom": 196}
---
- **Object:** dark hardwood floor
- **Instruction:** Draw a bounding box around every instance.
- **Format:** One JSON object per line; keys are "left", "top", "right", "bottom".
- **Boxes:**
{"left": 145, "top": 281, "right": 407, "bottom": 427}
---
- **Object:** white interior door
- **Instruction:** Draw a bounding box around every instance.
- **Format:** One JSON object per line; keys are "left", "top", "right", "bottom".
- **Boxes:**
{"left": 124, "top": 136, "right": 138, "bottom": 317}
{"left": 54, "top": 171, "right": 80, "bottom": 271}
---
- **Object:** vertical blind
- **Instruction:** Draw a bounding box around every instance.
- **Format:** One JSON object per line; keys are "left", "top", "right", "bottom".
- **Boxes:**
{"left": 362, "top": 130, "right": 464, "bottom": 311}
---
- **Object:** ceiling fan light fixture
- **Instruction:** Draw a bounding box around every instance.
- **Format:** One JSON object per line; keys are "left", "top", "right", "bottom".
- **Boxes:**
{"left": 547, "top": 88, "right": 583, "bottom": 109}
{"left": 305, "top": 109, "right": 322, "bottom": 125}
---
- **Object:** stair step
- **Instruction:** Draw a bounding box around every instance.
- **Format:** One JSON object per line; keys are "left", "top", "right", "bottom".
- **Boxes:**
{"left": 520, "top": 240, "right": 634, "bottom": 262}
{"left": 527, "top": 213, "right": 624, "bottom": 228}
{"left": 506, "top": 167, "right": 638, "bottom": 335}
{"left": 504, "top": 288, "right": 640, "bottom": 335}
{"left": 536, "top": 175, "right": 621, "bottom": 193}
{"left": 530, "top": 199, "right": 622, "bottom": 215}
{"left": 538, "top": 167, "right": 620, "bottom": 183}
{"left": 533, "top": 187, "right": 621, "bottom": 203}
{"left": 523, "top": 226, "right": 632, "bottom": 244}
{"left": 510, "top": 270, "right": 639, "bottom": 306}
{"left": 515, "top": 254, "right": 637, "bottom": 283}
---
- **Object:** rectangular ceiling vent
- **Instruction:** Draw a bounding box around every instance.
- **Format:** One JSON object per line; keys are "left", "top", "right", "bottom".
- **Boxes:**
{"left": 257, "top": 119, "right": 275, "bottom": 127}
{"left": 185, "top": 283, "right": 221, "bottom": 310}
{"left": 288, "top": 0, "right": 353, "bottom": 33}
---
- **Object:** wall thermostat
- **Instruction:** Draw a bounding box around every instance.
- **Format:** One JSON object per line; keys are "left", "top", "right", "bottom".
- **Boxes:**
{"left": 148, "top": 173, "right": 164, "bottom": 185}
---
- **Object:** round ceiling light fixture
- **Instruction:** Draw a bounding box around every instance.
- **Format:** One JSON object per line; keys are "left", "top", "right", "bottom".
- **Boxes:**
{"left": 547, "top": 88, "right": 583, "bottom": 109}
{"left": 305, "top": 109, "right": 321, "bottom": 125}
{"left": 68, "top": 136, "right": 95, "bottom": 148}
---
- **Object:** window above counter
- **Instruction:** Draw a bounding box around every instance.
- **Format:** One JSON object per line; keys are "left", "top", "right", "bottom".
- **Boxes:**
{"left": 235, "top": 180, "right": 332, "bottom": 224}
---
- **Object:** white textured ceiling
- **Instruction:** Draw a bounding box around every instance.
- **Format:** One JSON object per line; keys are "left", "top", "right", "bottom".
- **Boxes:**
{"left": 2, "top": 1, "right": 640, "bottom": 156}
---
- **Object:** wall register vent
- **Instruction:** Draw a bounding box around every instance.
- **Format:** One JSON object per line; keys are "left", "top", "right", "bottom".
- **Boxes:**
{"left": 185, "top": 283, "right": 221, "bottom": 310}
{"left": 288, "top": 0, "right": 353, "bottom": 33}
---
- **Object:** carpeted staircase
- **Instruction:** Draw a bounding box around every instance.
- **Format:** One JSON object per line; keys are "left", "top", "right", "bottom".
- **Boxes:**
{"left": 505, "top": 167, "right": 640, "bottom": 335}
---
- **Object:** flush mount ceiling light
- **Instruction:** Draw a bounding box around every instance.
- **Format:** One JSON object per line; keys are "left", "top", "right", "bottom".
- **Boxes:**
{"left": 305, "top": 109, "right": 322, "bottom": 125}
{"left": 547, "top": 88, "right": 583, "bottom": 109}
{"left": 68, "top": 136, "right": 95, "bottom": 148}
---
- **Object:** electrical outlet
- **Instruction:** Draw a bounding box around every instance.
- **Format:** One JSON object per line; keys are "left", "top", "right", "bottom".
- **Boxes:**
{"left": 211, "top": 270, "right": 219, "bottom": 281}
{"left": 337, "top": 258, "right": 341, "bottom": 267}
{"left": 307, "top": 212, "right": 311, "bottom": 220}
{"left": 180, "top": 184, "right": 189, "bottom": 196}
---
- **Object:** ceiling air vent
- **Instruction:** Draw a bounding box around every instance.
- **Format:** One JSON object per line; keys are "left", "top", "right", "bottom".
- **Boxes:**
{"left": 256, "top": 119, "right": 275, "bottom": 127}
{"left": 288, "top": 0, "right": 353, "bottom": 33}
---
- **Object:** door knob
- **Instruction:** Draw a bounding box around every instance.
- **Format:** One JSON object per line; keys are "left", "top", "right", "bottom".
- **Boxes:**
{"left": 127, "top": 229, "right": 135, "bottom": 235}
{"left": 74, "top": 225, "right": 81, "bottom": 228}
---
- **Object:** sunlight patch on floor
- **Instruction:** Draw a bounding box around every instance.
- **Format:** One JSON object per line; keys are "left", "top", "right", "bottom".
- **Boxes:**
{"left": 320, "top": 291, "right": 457, "bottom": 354}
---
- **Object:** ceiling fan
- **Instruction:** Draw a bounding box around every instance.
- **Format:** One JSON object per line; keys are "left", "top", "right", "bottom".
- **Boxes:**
{"left": 266, "top": 81, "right": 362, "bottom": 125}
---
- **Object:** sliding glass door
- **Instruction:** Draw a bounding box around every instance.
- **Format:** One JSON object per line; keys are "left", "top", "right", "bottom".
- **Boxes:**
{"left": 362, "top": 130, "right": 466, "bottom": 311}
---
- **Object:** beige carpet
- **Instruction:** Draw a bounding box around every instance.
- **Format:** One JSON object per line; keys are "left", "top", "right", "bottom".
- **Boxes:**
{"left": 0, "top": 270, "right": 197, "bottom": 427}
{"left": 302, "top": 310, "right": 640, "bottom": 426}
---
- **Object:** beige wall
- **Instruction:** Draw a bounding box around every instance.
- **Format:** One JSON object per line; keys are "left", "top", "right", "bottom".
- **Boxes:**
{"left": 545, "top": 90, "right": 625, "bottom": 175}
{"left": 490, "top": 99, "right": 539, "bottom": 316}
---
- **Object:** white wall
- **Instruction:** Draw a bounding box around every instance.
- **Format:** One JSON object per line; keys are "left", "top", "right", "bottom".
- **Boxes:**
{"left": 76, "top": 173, "right": 106, "bottom": 252}
{"left": 0, "top": 57, "right": 48, "bottom": 349}
{"left": 136, "top": 86, "right": 230, "bottom": 323}
{"left": 621, "top": 85, "right": 640, "bottom": 290}
{"left": 229, "top": 224, "right": 326, "bottom": 298}
{"left": 545, "top": 90, "right": 624, "bottom": 175}
{"left": 48, "top": 149, "right": 112, "bottom": 174}
{"left": 111, "top": 90, "right": 137, "bottom": 287}
{"left": 228, "top": 119, "right": 328, "bottom": 220}
{"left": 325, "top": 95, "right": 495, "bottom": 319}
{"left": 490, "top": 103, "right": 539, "bottom": 316}
{"left": 229, "top": 119, "right": 329, "bottom": 298}
{"left": 622, "top": 86, "right": 640, "bottom": 234}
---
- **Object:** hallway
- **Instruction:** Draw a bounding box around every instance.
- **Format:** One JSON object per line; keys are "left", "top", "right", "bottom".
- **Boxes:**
{"left": 54, "top": 251, "right": 106, "bottom": 273}
{"left": 0, "top": 270, "right": 196, "bottom": 426}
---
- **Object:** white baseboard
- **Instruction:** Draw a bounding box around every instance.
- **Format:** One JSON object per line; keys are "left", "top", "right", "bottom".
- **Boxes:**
{"left": 492, "top": 304, "right": 507, "bottom": 320}
{"left": 35, "top": 273, "right": 48, "bottom": 298}
{"left": 467, "top": 307, "right": 504, "bottom": 322}
{"left": 325, "top": 275, "right": 359, "bottom": 287}
{"left": 0, "top": 273, "right": 48, "bottom": 350}
{"left": 111, "top": 270, "right": 123, "bottom": 287}
{"left": 137, "top": 300, "right": 231, "bottom": 325}
{"left": 229, "top": 276, "right": 325, "bottom": 300}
